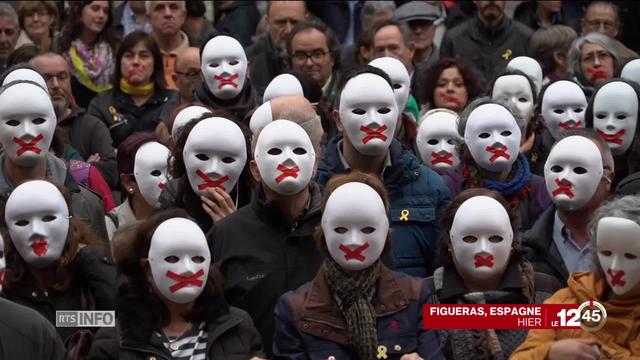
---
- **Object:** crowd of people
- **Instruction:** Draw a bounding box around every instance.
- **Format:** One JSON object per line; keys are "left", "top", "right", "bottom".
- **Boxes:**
{"left": 0, "top": 0, "right": 639, "bottom": 359}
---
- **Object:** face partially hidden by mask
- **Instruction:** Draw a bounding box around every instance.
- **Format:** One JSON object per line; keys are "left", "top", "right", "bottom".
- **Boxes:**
{"left": 0, "top": 82, "right": 56, "bottom": 167}
{"left": 183, "top": 117, "right": 247, "bottom": 197}
{"left": 322, "top": 182, "right": 388, "bottom": 271}
{"left": 249, "top": 101, "right": 273, "bottom": 135}
{"left": 506, "top": 56, "right": 543, "bottom": 96}
{"left": 201, "top": 35, "right": 248, "bottom": 100}
{"left": 597, "top": 216, "right": 640, "bottom": 297}
{"left": 416, "top": 109, "right": 461, "bottom": 174}
{"left": 148, "top": 217, "right": 211, "bottom": 304}
{"left": 171, "top": 106, "right": 210, "bottom": 142}
{"left": 262, "top": 74, "right": 304, "bottom": 103}
{"left": 621, "top": 59, "right": 640, "bottom": 85}
{"left": 134, "top": 142, "right": 171, "bottom": 207}
{"left": 491, "top": 74, "right": 535, "bottom": 124}
{"left": 339, "top": 73, "right": 399, "bottom": 157}
{"left": 254, "top": 120, "right": 316, "bottom": 195}
{"left": 369, "top": 57, "right": 411, "bottom": 113}
{"left": 4, "top": 180, "right": 69, "bottom": 269}
{"left": 592, "top": 81, "right": 639, "bottom": 156}
{"left": 450, "top": 195, "right": 514, "bottom": 283}
{"left": 464, "top": 103, "right": 521, "bottom": 172}
{"left": 541, "top": 81, "right": 587, "bottom": 140}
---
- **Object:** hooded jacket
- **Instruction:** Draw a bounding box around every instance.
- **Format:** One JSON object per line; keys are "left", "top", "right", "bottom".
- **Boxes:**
{"left": 511, "top": 271, "right": 640, "bottom": 359}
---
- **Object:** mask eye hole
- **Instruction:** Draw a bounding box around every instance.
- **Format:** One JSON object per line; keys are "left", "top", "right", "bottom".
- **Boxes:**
{"left": 222, "top": 157, "right": 235, "bottom": 164}
{"left": 352, "top": 108, "right": 365, "bottom": 115}
{"left": 15, "top": 219, "right": 29, "bottom": 226}
{"left": 0, "top": 250, "right": 4, "bottom": 259}
{"left": 229, "top": 60, "right": 239, "bottom": 66}
{"left": 625, "top": 253, "right": 638, "bottom": 260}
{"left": 427, "top": 139, "right": 439, "bottom": 145}
{"left": 596, "top": 113, "right": 606, "bottom": 119}
{"left": 616, "top": 114, "right": 627, "bottom": 120}
{"left": 293, "top": 147, "right": 307, "bottom": 155}
{"left": 575, "top": 108, "right": 584, "bottom": 113}
{"left": 208, "top": 63, "right": 219, "bottom": 68}
{"left": 192, "top": 255, "right": 205, "bottom": 263}
{"left": 489, "top": 235, "right": 503, "bottom": 243}
{"left": 334, "top": 227, "right": 347, "bottom": 234}
{"left": 361, "top": 227, "right": 375, "bottom": 234}
{"left": 462, "top": 235, "right": 477, "bottom": 243}
{"left": 267, "top": 148, "right": 282, "bottom": 155}
{"left": 150, "top": 169, "right": 162, "bottom": 176}
{"left": 195, "top": 154, "right": 209, "bottom": 161}
{"left": 478, "top": 133, "right": 490, "bottom": 139}
{"left": 164, "top": 255, "right": 179, "bottom": 263}
{"left": 6, "top": 119, "right": 19, "bottom": 126}
{"left": 553, "top": 109, "right": 564, "bottom": 114}
{"left": 393, "top": 84, "right": 402, "bottom": 90}
{"left": 518, "top": 97, "right": 528, "bottom": 103}
{"left": 378, "top": 107, "right": 391, "bottom": 114}
{"left": 599, "top": 250, "right": 612, "bottom": 257}
{"left": 500, "top": 130, "right": 512, "bottom": 136}
{"left": 42, "top": 215, "right": 56, "bottom": 222}
{"left": 447, "top": 139, "right": 456, "bottom": 145}
{"left": 551, "top": 165, "right": 563, "bottom": 173}
{"left": 573, "top": 166, "right": 587, "bottom": 174}
{"left": 32, "top": 118, "right": 46, "bottom": 125}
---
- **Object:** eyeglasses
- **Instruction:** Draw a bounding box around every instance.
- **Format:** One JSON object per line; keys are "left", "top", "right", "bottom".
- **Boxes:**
{"left": 581, "top": 51, "right": 612, "bottom": 65}
{"left": 174, "top": 69, "right": 201, "bottom": 79}
{"left": 292, "top": 50, "right": 329, "bottom": 63}
{"left": 584, "top": 19, "right": 617, "bottom": 31}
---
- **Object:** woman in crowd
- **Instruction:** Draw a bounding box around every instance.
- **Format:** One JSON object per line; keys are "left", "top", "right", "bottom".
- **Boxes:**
{"left": 105, "top": 132, "right": 171, "bottom": 242}
{"left": 273, "top": 171, "right": 444, "bottom": 359}
{"left": 420, "top": 57, "right": 482, "bottom": 114}
{"left": 527, "top": 25, "right": 578, "bottom": 84}
{"left": 429, "top": 188, "right": 561, "bottom": 359}
{"left": 88, "top": 208, "right": 266, "bottom": 359}
{"left": 442, "top": 97, "right": 552, "bottom": 232}
{"left": 56, "top": 1, "right": 119, "bottom": 108}
{"left": 1, "top": 180, "right": 116, "bottom": 344}
{"left": 512, "top": 195, "right": 640, "bottom": 359}
{"left": 87, "top": 30, "right": 179, "bottom": 147}
{"left": 16, "top": 1, "right": 57, "bottom": 51}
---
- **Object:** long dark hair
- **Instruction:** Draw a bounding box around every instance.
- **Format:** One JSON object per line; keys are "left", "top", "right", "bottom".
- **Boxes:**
{"left": 57, "top": 1, "right": 119, "bottom": 53}
{"left": 113, "top": 30, "right": 166, "bottom": 89}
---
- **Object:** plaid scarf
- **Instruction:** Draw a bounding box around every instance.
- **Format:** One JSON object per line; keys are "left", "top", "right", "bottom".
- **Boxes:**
{"left": 324, "top": 259, "right": 381, "bottom": 359}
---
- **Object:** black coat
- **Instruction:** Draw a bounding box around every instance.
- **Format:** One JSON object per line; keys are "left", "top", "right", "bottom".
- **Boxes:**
{"left": 0, "top": 296, "right": 66, "bottom": 360}
{"left": 209, "top": 183, "right": 325, "bottom": 357}
{"left": 246, "top": 35, "right": 290, "bottom": 96}
{"left": 193, "top": 80, "right": 258, "bottom": 124}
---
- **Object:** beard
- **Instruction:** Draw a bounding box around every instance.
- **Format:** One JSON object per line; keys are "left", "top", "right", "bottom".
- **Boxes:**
{"left": 52, "top": 98, "right": 70, "bottom": 120}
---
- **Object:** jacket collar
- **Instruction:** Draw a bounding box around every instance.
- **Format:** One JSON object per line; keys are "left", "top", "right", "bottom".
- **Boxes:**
{"left": 251, "top": 182, "right": 321, "bottom": 229}
{"left": 525, "top": 205, "right": 568, "bottom": 278}
{"left": 470, "top": 14, "right": 511, "bottom": 42}
{"left": 436, "top": 261, "right": 527, "bottom": 302}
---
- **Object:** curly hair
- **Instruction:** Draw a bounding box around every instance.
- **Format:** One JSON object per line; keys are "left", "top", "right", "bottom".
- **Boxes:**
{"left": 419, "top": 57, "right": 483, "bottom": 109}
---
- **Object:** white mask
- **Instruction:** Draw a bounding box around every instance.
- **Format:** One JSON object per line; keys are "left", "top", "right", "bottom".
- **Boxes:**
{"left": 262, "top": 74, "right": 303, "bottom": 103}
{"left": 0, "top": 82, "right": 56, "bottom": 167}
{"left": 621, "top": 59, "right": 640, "bottom": 85}
{"left": 322, "top": 182, "right": 388, "bottom": 271}
{"left": 592, "top": 81, "right": 639, "bottom": 156}
{"left": 369, "top": 57, "right": 411, "bottom": 112}
{"left": 596, "top": 216, "right": 640, "bottom": 296}
{"left": 201, "top": 36, "right": 248, "bottom": 100}
{"left": 4, "top": 180, "right": 69, "bottom": 268}
{"left": 254, "top": 120, "right": 316, "bottom": 195}
{"left": 450, "top": 196, "right": 513, "bottom": 282}
{"left": 134, "top": 142, "right": 171, "bottom": 207}
{"left": 544, "top": 136, "right": 603, "bottom": 211}
{"left": 507, "top": 57, "right": 543, "bottom": 95}
{"left": 249, "top": 101, "right": 273, "bottom": 135}
{"left": 148, "top": 217, "right": 210, "bottom": 304}
{"left": 464, "top": 103, "right": 521, "bottom": 172}
{"left": 416, "top": 109, "right": 461, "bottom": 173}
{"left": 541, "top": 81, "right": 587, "bottom": 140}
{"left": 0, "top": 232, "right": 5, "bottom": 287}
{"left": 171, "top": 106, "right": 210, "bottom": 142}
{"left": 183, "top": 117, "right": 247, "bottom": 197}
{"left": 2, "top": 69, "right": 48, "bottom": 91}
{"left": 492, "top": 74, "right": 535, "bottom": 123}
{"left": 339, "top": 73, "right": 398, "bottom": 156}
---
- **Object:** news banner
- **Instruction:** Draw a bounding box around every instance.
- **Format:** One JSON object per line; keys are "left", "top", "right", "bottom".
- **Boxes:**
{"left": 423, "top": 300, "right": 607, "bottom": 331}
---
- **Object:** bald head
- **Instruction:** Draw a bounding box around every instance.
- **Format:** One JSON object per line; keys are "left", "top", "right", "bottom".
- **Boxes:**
{"left": 173, "top": 47, "right": 200, "bottom": 102}
{"left": 271, "top": 95, "right": 322, "bottom": 153}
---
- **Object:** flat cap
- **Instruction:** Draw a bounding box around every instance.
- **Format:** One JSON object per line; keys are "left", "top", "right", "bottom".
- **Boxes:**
{"left": 394, "top": 1, "right": 440, "bottom": 23}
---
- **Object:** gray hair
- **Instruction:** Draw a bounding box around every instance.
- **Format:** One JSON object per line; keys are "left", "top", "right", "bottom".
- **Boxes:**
{"left": 0, "top": 3, "right": 17, "bottom": 22}
{"left": 361, "top": 1, "right": 396, "bottom": 29}
{"left": 584, "top": 1, "right": 620, "bottom": 23}
{"left": 145, "top": 1, "right": 186, "bottom": 15}
{"left": 588, "top": 195, "right": 640, "bottom": 279}
{"left": 528, "top": 25, "right": 577, "bottom": 76}
{"left": 566, "top": 32, "right": 636, "bottom": 79}
{"left": 457, "top": 96, "right": 526, "bottom": 138}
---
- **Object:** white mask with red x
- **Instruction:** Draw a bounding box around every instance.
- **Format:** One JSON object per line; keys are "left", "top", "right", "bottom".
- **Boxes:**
{"left": 148, "top": 217, "right": 210, "bottom": 304}
{"left": 416, "top": 109, "right": 461, "bottom": 174}
{"left": 597, "top": 216, "right": 640, "bottom": 296}
{"left": 201, "top": 35, "right": 248, "bottom": 100}
{"left": 541, "top": 80, "right": 587, "bottom": 140}
{"left": 592, "top": 81, "right": 638, "bottom": 156}
{"left": 134, "top": 141, "right": 171, "bottom": 207}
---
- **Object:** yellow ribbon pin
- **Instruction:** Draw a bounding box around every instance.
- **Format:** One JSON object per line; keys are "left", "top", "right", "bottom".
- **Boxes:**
{"left": 399, "top": 209, "right": 409, "bottom": 221}
{"left": 376, "top": 345, "right": 388, "bottom": 359}
{"left": 501, "top": 49, "right": 513, "bottom": 60}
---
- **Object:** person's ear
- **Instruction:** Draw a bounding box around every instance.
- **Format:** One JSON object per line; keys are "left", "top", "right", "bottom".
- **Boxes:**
{"left": 334, "top": 109, "right": 344, "bottom": 133}
{"left": 121, "top": 174, "right": 138, "bottom": 194}
{"left": 249, "top": 160, "right": 261, "bottom": 183}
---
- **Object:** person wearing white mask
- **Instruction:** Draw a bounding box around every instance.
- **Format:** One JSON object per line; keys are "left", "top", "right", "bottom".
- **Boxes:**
{"left": 194, "top": 34, "right": 258, "bottom": 122}
{"left": 0, "top": 79, "right": 108, "bottom": 241}
{"left": 415, "top": 108, "right": 461, "bottom": 174}
{"left": 159, "top": 111, "right": 250, "bottom": 231}
{"left": 87, "top": 209, "right": 266, "bottom": 359}
{"left": 621, "top": 58, "right": 640, "bottom": 85}
{"left": 512, "top": 195, "right": 640, "bottom": 360}
{"left": 430, "top": 189, "right": 561, "bottom": 360}
{"left": 274, "top": 172, "right": 445, "bottom": 360}
{"left": 211, "top": 119, "right": 324, "bottom": 358}
{"left": 105, "top": 132, "right": 171, "bottom": 242}
{"left": 317, "top": 65, "right": 451, "bottom": 278}
{"left": 169, "top": 104, "right": 210, "bottom": 143}
{"left": 443, "top": 97, "right": 552, "bottom": 232}
{"left": 523, "top": 129, "right": 614, "bottom": 285}
{"left": 585, "top": 78, "right": 640, "bottom": 187}
{"left": 507, "top": 56, "right": 544, "bottom": 96}
{"left": 1, "top": 180, "right": 116, "bottom": 344}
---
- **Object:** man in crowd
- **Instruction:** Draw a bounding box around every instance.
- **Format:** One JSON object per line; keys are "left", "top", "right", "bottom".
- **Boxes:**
{"left": 394, "top": 1, "right": 441, "bottom": 74}
{"left": 0, "top": 3, "right": 19, "bottom": 73}
{"left": 31, "top": 52, "right": 118, "bottom": 189}
{"left": 172, "top": 46, "right": 200, "bottom": 105}
{"left": 148, "top": 0, "right": 189, "bottom": 90}
{"left": 581, "top": 1, "right": 621, "bottom": 39}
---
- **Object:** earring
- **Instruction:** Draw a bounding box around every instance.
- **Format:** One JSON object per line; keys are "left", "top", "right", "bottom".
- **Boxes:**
{"left": 128, "top": 188, "right": 134, "bottom": 194}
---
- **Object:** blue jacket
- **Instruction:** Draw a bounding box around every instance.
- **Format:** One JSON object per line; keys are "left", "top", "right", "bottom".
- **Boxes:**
{"left": 316, "top": 137, "right": 452, "bottom": 277}
{"left": 273, "top": 262, "right": 445, "bottom": 360}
